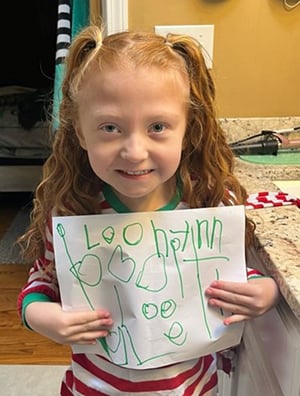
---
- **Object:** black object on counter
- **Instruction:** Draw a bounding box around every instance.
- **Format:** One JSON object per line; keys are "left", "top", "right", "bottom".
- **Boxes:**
{"left": 229, "top": 131, "right": 279, "bottom": 156}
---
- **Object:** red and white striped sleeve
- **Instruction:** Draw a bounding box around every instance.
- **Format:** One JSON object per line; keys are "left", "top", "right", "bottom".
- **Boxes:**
{"left": 17, "top": 216, "right": 60, "bottom": 317}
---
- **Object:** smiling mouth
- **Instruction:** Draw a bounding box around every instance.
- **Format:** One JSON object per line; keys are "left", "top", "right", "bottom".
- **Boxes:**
{"left": 119, "top": 169, "right": 153, "bottom": 176}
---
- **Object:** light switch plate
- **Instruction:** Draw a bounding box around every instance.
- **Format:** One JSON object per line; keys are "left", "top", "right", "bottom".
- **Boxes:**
{"left": 155, "top": 24, "right": 214, "bottom": 69}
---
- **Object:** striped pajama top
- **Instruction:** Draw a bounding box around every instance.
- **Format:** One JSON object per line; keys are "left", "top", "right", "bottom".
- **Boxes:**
{"left": 18, "top": 188, "right": 263, "bottom": 395}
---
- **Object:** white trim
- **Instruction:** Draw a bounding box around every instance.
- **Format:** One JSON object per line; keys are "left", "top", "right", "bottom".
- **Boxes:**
{"left": 101, "top": 0, "right": 128, "bottom": 36}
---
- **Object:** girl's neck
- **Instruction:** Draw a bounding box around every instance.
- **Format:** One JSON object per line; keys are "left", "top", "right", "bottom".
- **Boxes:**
{"left": 103, "top": 179, "right": 182, "bottom": 213}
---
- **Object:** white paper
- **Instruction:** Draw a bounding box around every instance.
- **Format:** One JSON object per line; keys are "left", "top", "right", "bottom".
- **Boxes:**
{"left": 53, "top": 205, "right": 247, "bottom": 369}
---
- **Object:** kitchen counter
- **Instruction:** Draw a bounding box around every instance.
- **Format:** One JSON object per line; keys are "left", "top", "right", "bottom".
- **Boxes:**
{"left": 234, "top": 159, "right": 300, "bottom": 319}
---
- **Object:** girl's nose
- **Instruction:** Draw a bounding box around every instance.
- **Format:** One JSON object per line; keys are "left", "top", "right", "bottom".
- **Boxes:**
{"left": 120, "top": 135, "right": 148, "bottom": 162}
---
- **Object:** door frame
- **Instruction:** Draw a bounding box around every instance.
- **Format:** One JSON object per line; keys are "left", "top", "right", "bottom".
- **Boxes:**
{"left": 101, "top": 0, "right": 128, "bottom": 35}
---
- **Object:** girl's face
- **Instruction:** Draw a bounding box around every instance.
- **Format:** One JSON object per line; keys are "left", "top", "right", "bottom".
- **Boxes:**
{"left": 75, "top": 64, "right": 189, "bottom": 212}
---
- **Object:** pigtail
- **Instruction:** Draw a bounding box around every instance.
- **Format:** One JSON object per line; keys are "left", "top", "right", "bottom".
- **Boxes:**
{"left": 166, "top": 34, "right": 215, "bottom": 111}
{"left": 63, "top": 25, "right": 103, "bottom": 100}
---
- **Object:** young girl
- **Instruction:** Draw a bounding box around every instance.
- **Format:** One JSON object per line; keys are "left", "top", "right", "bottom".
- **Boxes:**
{"left": 18, "top": 25, "right": 279, "bottom": 395}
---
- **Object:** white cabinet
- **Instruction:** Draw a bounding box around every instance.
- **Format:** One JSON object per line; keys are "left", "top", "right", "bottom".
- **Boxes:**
{"left": 218, "top": 248, "right": 300, "bottom": 396}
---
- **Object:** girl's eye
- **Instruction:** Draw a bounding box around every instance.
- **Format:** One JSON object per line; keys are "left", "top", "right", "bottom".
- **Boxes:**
{"left": 101, "top": 124, "right": 119, "bottom": 133}
{"left": 150, "top": 123, "right": 166, "bottom": 133}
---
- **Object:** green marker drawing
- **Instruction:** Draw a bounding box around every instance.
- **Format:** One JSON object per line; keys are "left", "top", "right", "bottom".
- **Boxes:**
{"left": 107, "top": 245, "right": 136, "bottom": 282}
{"left": 56, "top": 223, "right": 111, "bottom": 357}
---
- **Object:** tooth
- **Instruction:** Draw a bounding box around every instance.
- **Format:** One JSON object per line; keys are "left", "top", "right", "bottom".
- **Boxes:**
{"left": 127, "top": 170, "right": 148, "bottom": 175}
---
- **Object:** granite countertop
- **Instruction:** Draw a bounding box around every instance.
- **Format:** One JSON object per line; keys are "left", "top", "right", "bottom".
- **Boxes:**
{"left": 234, "top": 159, "right": 300, "bottom": 320}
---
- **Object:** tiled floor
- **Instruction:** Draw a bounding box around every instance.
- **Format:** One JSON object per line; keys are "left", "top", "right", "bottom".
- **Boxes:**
{"left": 0, "top": 365, "right": 68, "bottom": 396}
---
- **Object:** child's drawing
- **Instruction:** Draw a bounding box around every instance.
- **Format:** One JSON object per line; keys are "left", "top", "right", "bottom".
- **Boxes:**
{"left": 53, "top": 205, "right": 247, "bottom": 369}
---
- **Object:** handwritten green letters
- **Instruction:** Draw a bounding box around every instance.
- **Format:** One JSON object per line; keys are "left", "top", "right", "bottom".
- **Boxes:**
{"left": 53, "top": 206, "right": 246, "bottom": 369}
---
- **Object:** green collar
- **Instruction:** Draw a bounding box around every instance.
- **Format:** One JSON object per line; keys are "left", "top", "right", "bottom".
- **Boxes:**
{"left": 102, "top": 183, "right": 182, "bottom": 213}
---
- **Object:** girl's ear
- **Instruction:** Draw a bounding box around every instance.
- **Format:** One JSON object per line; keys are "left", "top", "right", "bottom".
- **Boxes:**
{"left": 74, "top": 124, "right": 87, "bottom": 150}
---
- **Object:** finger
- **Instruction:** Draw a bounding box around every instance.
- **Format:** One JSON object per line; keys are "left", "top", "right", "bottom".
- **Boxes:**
{"left": 69, "top": 309, "right": 111, "bottom": 325}
{"left": 206, "top": 286, "right": 253, "bottom": 307}
{"left": 208, "top": 298, "right": 253, "bottom": 317}
{"left": 71, "top": 317, "right": 113, "bottom": 337}
{"left": 208, "top": 280, "right": 255, "bottom": 297}
{"left": 75, "top": 330, "right": 111, "bottom": 345}
{"left": 84, "top": 317, "right": 113, "bottom": 330}
{"left": 223, "top": 314, "right": 249, "bottom": 326}
{"left": 64, "top": 309, "right": 112, "bottom": 332}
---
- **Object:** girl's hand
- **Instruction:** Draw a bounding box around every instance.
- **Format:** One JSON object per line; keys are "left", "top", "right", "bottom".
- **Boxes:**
{"left": 25, "top": 302, "right": 113, "bottom": 345}
{"left": 205, "top": 277, "right": 279, "bottom": 326}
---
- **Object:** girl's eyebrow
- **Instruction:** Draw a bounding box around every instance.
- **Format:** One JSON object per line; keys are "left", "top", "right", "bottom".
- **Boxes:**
{"left": 91, "top": 110, "right": 182, "bottom": 120}
{"left": 147, "top": 114, "right": 183, "bottom": 122}
{"left": 90, "top": 110, "right": 123, "bottom": 119}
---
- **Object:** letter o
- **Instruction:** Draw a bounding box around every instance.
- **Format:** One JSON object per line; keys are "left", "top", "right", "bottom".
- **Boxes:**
{"left": 123, "top": 223, "right": 143, "bottom": 246}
